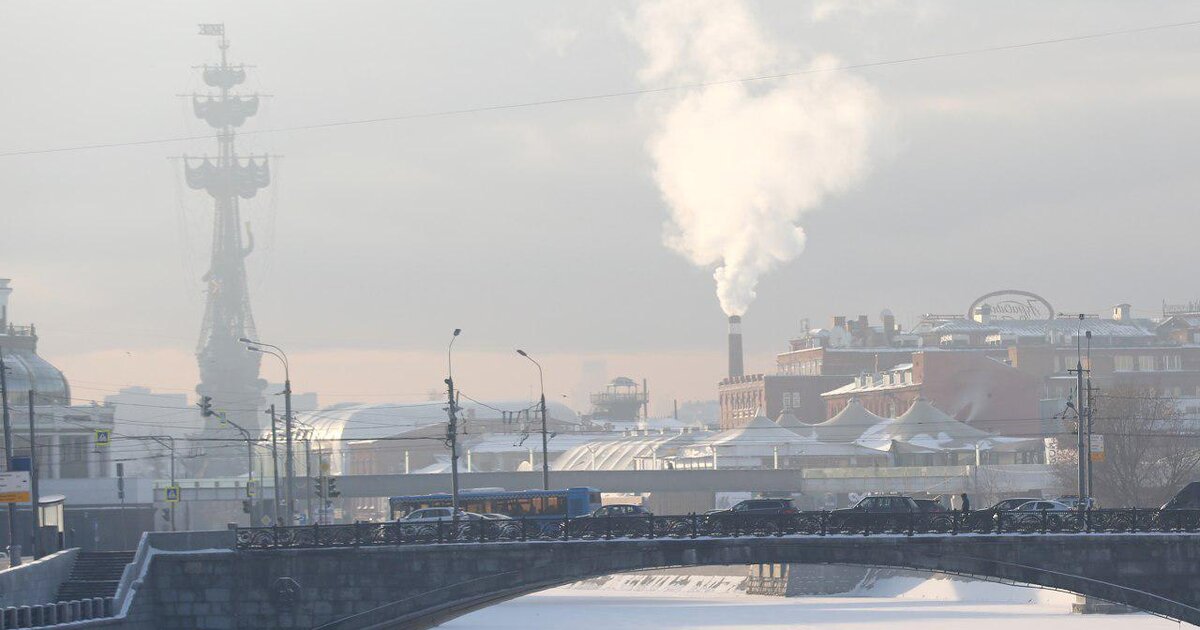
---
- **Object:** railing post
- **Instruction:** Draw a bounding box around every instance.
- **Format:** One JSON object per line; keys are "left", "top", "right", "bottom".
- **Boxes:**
{"left": 1084, "top": 507, "right": 1092, "bottom": 534}
{"left": 690, "top": 513, "right": 698, "bottom": 539}
{"left": 562, "top": 515, "right": 570, "bottom": 541}
{"left": 437, "top": 518, "right": 445, "bottom": 544}
{"left": 648, "top": 514, "right": 656, "bottom": 539}
{"left": 605, "top": 515, "right": 612, "bottom": 540}
{"left": 1040, "top": 509, "right": 1047, "bottom": 534}
{"left": 951, "top": 511, "right": 959, "bottom": 536}
{"left": 907, "top": 510, "right": 914, "bottom": 537}
{"left": 312, "top": 522, "right": 320, "bottom": 547}
{"left": 520, "top": 516, "right": 528, "bottom": 541}
{"left": 819, "top": 511, "right": 827, "bottom": 537}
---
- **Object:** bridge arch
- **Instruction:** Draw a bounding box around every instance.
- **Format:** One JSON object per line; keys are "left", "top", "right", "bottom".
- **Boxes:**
{"left": 302, "top": 535, "right": 1200, "bottom": 629}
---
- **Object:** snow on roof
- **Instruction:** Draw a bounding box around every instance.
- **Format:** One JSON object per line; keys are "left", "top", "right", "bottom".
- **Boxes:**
{"left": 293, "top": 399, "right": 581, "bottom": 442}
{"left": 929, "top": 318, "right": 1153, "bottom": 338}
{"left": 554, "top": 431, "right": 707, "bottom": 471}
{"left": 775, "top": 411, "right": 812, "bottom": 437}
{"left": 854, "top": 398, "right": 1032, "bottom": 452}
{"left": 811, "top": 399, "right": 888, "bottom": 444}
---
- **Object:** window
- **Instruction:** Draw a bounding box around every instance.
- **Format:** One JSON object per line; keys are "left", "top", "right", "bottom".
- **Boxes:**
{"left": 1139, "top": 356, "right": 1156, "bottom": 372}
{"left": 1164, "top": 355, "right": 1182, "bottom": 371}
{"left": 1114, "top": 355, "right": 1134, "bottom": 372}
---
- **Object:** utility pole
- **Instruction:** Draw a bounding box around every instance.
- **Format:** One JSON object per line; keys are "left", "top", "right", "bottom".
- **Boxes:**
{"left": 446, "top": 329, "right": 461, "bottom": 514}
{"left": 267, "top": 405, "right": 281, "bottom": 526}
{"left": 0, "top": 350, "right": 18, "bottom": 566}
{"left": 27, "top": 391, "right": 39, "bottom": 560}
{"left": 1085, "top": 330, "right": 1094, "bottom": 503}
{"left": 303, "top": 434, "right": 313, "bottom": 524}
{"left": 1070, "top": 314, "right": 1087, "bottom": 505}
{"left": 283, "top": 378, "right": 293, "bottom": 525}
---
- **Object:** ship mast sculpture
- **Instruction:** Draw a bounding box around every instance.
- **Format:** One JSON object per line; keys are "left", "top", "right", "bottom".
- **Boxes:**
{"left": 184, "top": 24, "right": 271, "bottom": 477}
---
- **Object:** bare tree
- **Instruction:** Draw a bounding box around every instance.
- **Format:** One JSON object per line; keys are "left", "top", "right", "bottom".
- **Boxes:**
{"left": 1083, "top": 387, "right": 1200, "bottom": 507}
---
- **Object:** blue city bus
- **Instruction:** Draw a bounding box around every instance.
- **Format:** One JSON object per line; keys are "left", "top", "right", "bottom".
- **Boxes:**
{"left": 389, "top": 487, "right": 601, "bottom": 521}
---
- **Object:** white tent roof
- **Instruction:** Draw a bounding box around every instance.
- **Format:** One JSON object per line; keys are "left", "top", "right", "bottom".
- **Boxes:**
{"left": 811, "top": 398, "right": 888, "bottom": 444}
{"left": 687, "top": 410, "right": 883, "bottom": 459}
{"left": 856, "top": 398, "right": 1030, "bottom": 452}
{"left": 775, "top": 412, "right": 813, "bottom": 437}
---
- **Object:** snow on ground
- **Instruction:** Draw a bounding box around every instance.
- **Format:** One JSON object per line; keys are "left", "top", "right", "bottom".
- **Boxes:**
{"left": 442, "top": 585, "right": 1179, "bottom": 629}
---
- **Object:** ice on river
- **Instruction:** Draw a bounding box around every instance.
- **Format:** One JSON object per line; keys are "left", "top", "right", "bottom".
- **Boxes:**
{"left": 442, "top": 579, "right": 1179, "bottom": 629}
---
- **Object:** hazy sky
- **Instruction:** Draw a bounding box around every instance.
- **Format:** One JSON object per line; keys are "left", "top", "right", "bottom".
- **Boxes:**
{"left": 3, "top": 1, "right": 1199, "bottom": 415}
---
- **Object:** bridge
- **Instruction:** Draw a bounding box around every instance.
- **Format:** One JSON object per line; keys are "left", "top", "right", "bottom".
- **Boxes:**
{"left": 76, "top": 509, "right": 1200, "bottom": 629}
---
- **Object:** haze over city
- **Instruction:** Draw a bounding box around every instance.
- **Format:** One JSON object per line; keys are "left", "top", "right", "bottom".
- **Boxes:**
{"left": 3, "top": 2, "right": 1200, "bottom": 628}
{"left": 4, "top": 1, "right": 1199, "bottom": 413}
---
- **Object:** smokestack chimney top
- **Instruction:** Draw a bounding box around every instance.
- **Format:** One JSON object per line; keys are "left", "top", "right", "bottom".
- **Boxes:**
{"left": 728, "top": 314, "right": 744, "bottom": 379}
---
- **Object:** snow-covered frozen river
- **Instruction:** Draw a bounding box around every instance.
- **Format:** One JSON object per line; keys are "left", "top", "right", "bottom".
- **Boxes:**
{"left": 442, "top": 585, "right": 1180, "bottom": 629}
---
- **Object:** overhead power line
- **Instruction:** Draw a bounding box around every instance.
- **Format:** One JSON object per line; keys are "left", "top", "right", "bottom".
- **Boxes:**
{"left": 2, "top": 18, "right": 1198, "bottom": 158}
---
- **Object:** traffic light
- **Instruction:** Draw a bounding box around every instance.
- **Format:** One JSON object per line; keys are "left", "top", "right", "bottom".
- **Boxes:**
{"left": 160, "top": 508, "right": 171, "bottom": 522}
{"left": 314, "top": 477, "right": 324, "bottom": 499}
{"left": 327, "top": 477, "right": 340, "bottom": 498}
{"left": 242, "top": 500, "right": 252, "bottom": 514}
{"left": 197, "top": 396, "right": 213, "bottom": 417}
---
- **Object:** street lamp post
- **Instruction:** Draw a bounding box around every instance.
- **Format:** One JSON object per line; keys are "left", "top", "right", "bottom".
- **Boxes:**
{"left": 446, "top": 329, "right": 462, "bottom": 514}
{"left": 516, "top": 349, "right": 549, "bottom": 491}
{"left": 241, "top": 338, "right": 294, "bottom": 525}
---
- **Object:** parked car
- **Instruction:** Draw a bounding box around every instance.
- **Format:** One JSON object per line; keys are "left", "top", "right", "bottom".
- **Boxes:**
{"left": 829, "top": 495, "right": 920, "bottom": 531}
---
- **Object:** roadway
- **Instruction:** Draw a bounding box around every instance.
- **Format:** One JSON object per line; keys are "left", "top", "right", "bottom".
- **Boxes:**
{"left": 157, "top": 464, "right": 1055, "bottom": 501}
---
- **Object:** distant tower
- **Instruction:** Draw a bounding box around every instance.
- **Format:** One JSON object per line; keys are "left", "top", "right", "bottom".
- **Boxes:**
{"left": 183, "top": 24, "right": 270, "bottom": 476}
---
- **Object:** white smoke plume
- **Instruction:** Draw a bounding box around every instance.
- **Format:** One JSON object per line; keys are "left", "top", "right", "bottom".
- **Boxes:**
{"left": 631, "top": 0, "right": 880, "bottom": 316}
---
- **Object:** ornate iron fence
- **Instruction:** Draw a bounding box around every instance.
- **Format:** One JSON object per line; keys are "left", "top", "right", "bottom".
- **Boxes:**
{"left": 234, "top": 508, "right": 1200, "bottom": 550}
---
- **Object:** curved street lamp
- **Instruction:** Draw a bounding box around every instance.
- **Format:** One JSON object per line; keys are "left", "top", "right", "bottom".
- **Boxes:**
{"left": 241, "top": 337, "right": 296, "bottom": 525}
{"left": 516, "top": 349, "right": 549, "bottom": 491}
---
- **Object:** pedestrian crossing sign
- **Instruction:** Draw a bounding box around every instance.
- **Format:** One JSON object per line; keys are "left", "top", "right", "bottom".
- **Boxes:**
{"left": 94, "top": 430, "right": 111, "bottom": 447}
{"left": 165, "top": 485, "right": 181, "bottom": 503}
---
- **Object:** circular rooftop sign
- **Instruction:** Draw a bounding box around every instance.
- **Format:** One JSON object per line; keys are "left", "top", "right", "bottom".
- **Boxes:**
{"left": 967, "top": 290, "right": 1055, "bottom": 322}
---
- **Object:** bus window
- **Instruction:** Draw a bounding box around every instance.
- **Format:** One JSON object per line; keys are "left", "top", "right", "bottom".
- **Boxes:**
{"left": 544, "top": 496, "right": 565, "bottom": 515}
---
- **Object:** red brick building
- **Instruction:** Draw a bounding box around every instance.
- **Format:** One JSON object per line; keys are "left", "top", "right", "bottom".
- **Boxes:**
{"left": 822, "top": 350, "right": 1043, "bottom": 437}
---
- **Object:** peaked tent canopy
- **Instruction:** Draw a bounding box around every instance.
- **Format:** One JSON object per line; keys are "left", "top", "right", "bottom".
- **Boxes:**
{"left": 811, "top": 398, "right": 888, "bottom": 445}
{"left": 775, "top": 411, "right": 813, "bottom": 437}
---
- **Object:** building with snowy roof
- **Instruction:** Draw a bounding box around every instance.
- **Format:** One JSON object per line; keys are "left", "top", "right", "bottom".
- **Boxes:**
{"left": 670, "top": 411, "right": 887, "bottom": 470}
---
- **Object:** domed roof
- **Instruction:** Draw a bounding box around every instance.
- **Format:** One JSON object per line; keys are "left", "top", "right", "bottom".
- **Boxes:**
{"left": 0, "top": 347, "right": 70, "bottom": 406}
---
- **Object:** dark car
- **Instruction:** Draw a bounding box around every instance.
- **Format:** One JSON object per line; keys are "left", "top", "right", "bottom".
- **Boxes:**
{"left": 590, "top": 504, "right": 652, "bottom": 518}
{"left": 1163, "top": 482, "right": 1200, "bottom": 510}
{"left": 572, "top": 504, "right": 654, "bottom": 538}
{"left": 707, "top": 499, "right": 797, "bottom": 516}
{"left": 913, "top": 499, "right": 947, "bottom": 513}
{"left": 829, "top": 495, "right": 920, "bottom": 531}
{"left": 703, "top": 499, "right": 797, "bottom": 534}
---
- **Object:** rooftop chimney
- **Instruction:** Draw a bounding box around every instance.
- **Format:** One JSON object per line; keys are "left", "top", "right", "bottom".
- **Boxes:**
{"left": 1113, "top": 303, "right": 1132, "bottom": 321}
{"left": 0, "top": 279, "right": 10, "bottom": 330}
{"left": 728, "top": 315, "right": 744, "bottom": 379}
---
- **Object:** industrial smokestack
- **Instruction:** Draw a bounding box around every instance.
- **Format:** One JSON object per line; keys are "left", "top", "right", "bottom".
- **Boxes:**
{"left": 728, "top": 315, "right": 744, "bottom": 379}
